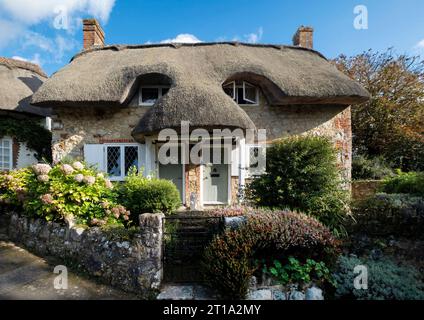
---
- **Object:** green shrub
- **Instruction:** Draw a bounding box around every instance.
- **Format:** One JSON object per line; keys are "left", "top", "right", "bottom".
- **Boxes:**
{"left": 334, "top": 255, "right": 424, "bottom": 300}
{"left": 246, "top": 136, "right": 350, "bottom": 236}
{"left": 352, "top": 154, "right": 394, "bottom": 180}
{"left": 0, "top": 162, "right": 128, "bottom": 226}
{"left": 119, "top": 168, "right": 181, "bottom": 216}
{"left": 260, "top": 257, "right": 336, "bottom": 287}
{"left": 382, "top": 171, "right": 424, "bottom": 196}
{"left": 351, "top": 193, "right": 424, "bottom": 238}
{"left": 202, "top": 210, "right": 338, "bottom": 299}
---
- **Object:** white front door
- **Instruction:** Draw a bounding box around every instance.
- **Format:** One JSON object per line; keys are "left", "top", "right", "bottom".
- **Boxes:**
{"left": 203, "top": 163, "right": 229, "bottom": 204}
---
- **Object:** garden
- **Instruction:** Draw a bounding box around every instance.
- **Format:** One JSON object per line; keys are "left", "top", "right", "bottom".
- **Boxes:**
{"left": 1, "top": 133, "right": 423, "bottom": 300}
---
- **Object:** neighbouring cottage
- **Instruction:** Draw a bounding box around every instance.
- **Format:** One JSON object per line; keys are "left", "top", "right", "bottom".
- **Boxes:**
{"left": 0, "top": 57, "right": 51, "bottom": 170}
{"left": 31, "top": 19, "right": 369, "bottom": 209}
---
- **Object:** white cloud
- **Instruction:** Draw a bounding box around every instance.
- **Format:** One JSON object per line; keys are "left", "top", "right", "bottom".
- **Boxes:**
{"left": 217, "top": 27, "right": 264, "bottom": 44}
{"left": 0, "top": 18, "right": 25, "bottom": 48}
{"left": 0, "top": 0, "right": 115, "bottom": 26}
{"left": 159, "top": 34, "right": 202, "bottom": 44}
{"left": 21, "top": 32, "right": 79, "bottom": 62}
{"left": 12, "top": 53, "right": 42, "bottom": 65}
{"left": 415, "top": 39, "right": 424, "bottom": 49}
{"left": 244, "top": 27, "right": 263, "bottom": 44}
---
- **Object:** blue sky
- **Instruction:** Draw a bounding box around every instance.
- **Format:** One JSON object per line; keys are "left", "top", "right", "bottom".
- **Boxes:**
{"left": 1, "top": 0, "right": 424, "bottom": 75}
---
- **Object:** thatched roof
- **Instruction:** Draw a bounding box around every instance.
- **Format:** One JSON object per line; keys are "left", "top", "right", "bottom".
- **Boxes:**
{"left": 0, "top": 57, "right": 50, "bottom": 117}
{"left": 31, "top": 43, "right": 370, "bottom": 134}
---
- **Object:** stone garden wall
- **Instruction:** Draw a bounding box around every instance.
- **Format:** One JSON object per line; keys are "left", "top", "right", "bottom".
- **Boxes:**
{"left": 6, "top": 212, "right": 164, "bottom": 298}
{"left": 352, "top": 180, "right": 384, "bottom": 201}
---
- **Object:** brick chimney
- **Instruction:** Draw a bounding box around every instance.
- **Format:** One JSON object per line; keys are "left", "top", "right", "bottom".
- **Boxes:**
{"left": 83, "top": 19, "right": 105, "bottom": 50}
{"left": 292, "top": 26, "right": 314, "bottom": 49}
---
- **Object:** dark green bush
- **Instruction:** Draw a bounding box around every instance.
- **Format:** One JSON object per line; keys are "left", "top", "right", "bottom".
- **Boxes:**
{"left": 202, "top": 210, "right": 338, "bottom": 299}
{"left": 382, "top": 171, "right": 424, "bottom": 197}
{"left": 334, "top": 255, "right": 424, "bottom": 300}
{"left": 119, "top": 168, "right": 181, "bottom": 216}
{"left": 351, "top": 193, "right": 424, "bottom": 238}
{"left": 352, "top": 154, "right": 394, "bottom": 180}
{"left": 246, "top": 136, "right": 350, "bottom": 236}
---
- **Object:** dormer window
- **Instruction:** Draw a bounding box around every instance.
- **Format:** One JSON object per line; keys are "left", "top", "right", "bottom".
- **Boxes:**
{"left": 223, "top": 81, "right": 259, "bottom": 105}
{"left": 139, "top": 86, "right": 170, "bottom": 106}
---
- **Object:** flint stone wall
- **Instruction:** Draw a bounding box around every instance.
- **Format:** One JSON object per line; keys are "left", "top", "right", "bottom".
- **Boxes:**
{"left": 6, "top": 212, "right": 164, "bottom": 298}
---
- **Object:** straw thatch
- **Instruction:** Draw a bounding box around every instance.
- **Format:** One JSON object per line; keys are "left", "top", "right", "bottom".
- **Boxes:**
{"left": 0, "top": 57, "right": 50, "bottom": 117}
{"left": 31, "top": 42, "right": 370, "bottom": 134}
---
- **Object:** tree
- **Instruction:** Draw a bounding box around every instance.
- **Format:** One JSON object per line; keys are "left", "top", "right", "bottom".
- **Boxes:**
{"left": 333, "top": 49, "right": 424, "bottom": 171}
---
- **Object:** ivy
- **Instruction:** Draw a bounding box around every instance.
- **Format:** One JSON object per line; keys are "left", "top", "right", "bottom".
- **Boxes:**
{"left": 0, "top": 117, "right": 52, "bottom": 162}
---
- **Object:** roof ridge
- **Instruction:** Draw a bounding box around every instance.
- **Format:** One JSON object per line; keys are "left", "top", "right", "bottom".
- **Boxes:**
{"left": 71, "top": 42, "right": 327, "bottom": 62}
{"left": 0, "top": 57, "right": 47, "bottom": 78}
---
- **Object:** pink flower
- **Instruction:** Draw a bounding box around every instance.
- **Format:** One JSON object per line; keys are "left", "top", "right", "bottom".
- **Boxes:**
{"left": 72, "top": 161, "right": 84, "bottom": 170}
{"left": 83, "top": 176, "right": 95, "bottom": 185}
{"left": 74, "top": 174, "right": 84, "bottom": 183}
{"left": 32, "top": 164, "right": 52, "bottom": 175}
{"left": 37, "top": 175, "right": 49, "bottom": 183}
{"left": 40, "top": 193, "right": 54, "bottom": 205}
{"left": 105, "top": 179, "right": 113, "bottom": 189}
{"left": 5, "top": 175, "right": 13, "bottom": 181}
{"left": 60, "top": 164, "right": 74, "bottom": 175}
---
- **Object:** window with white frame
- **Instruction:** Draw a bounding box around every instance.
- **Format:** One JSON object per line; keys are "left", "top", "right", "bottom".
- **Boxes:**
{"left": 138, "top": 86, "right": 170, "bottom": 106}
{"left": 106, "top": 145, "right": 139, "bottom": 180}
{"left": 0, "top": 137, "right": 13, "bottom": 171}
{"left": 246, "top": 144, "right": 267, "bottom": 177}
{"left": 223, "top": 81, "right": 259, "bottom": 105}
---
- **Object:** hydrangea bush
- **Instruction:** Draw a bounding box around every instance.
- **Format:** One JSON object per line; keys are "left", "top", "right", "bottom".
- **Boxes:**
{"left": 0, "top": 162, "right": 129, "bottom": 226}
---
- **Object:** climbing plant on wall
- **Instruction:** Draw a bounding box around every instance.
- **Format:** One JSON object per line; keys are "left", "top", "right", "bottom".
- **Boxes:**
{"left": 0, "top": 117, "right": 52, "bottom": 162}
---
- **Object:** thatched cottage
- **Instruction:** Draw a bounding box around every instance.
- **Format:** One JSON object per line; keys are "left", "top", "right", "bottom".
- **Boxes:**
{"left": 0, "top": 57, "right": 51, "bottom": 170}
{"left": 31, "top": 19, "right": 369, "bottom": 208}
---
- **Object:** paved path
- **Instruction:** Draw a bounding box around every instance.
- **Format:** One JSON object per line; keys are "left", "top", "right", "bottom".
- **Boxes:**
{"left": 0, "top": 239, "right": 138, "bottom": 300}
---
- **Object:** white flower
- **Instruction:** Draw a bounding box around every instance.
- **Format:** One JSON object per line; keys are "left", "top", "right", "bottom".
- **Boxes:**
{"left": 60, "top": 164, "right": 74, "bottom": 175}
{"left": 72, "top": 161, "right": 84, "bottom": 170}
{"left": 37, "top": 175, "right": 49, "bottom": 183}
{"left": 32, "top": 164, "right": 52, "bottom": 175}
{"left": 83, "top": 176, "right": 96, "bottom": 185}
{"left": 96, "top": 172, "right": 104, "bottom": 179}
{"left": 74, "top": 174, "right": 84, "bottom": 183}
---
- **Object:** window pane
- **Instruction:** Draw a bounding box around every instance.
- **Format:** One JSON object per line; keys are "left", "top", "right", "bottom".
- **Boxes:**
{"left": 223, "top": 82, "right": 235, "bottom": 100}
{"left": 125, "top": 146, "right": 138, "bottom": 175}
{"left": 3, "top": 140, "right": 10, "bottom": 148}
{"left": 141, "top": 88, "right": 159, "bottom": 104}
{"left": 107, "top": 146, "right": 121, "bottom": 177}
{"left": 161, "top": 87, "right": 169, "bottom": 96}
{"left": 244, "top": 82, "right": 257, "bottom": 104}
{"left": 249, "top": 146, "right": 266, "bottom": 176}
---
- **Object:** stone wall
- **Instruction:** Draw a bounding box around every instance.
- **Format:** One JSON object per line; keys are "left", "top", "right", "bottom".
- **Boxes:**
{"left": 6, "top": 212, "right": 164, "bottom": 298}
{"left": 352, "top": 180, "right": 384, "bottom": 201}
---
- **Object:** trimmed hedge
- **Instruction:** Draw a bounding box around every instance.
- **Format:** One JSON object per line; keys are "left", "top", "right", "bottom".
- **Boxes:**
{"left": 246, "top": 136, "right": 350, "bottom": 236}
{"left": 202, "top": 210, "right": 338, "bottom": 299}
{"left": 118, "top": 168, "right": 181, "bottom": 216}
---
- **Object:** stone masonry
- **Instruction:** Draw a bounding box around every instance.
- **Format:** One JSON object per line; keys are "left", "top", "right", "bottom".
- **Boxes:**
{"left": 50, "top": 89, "right": 353, "bottom": 204}
{"left": 6, "top": 212, "right": 164, "bottom": 298}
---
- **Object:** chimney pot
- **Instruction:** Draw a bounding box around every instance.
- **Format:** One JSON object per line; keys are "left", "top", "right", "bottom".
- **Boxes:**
{"left": 83, "top": 18, "right": 105, "bottom": 50}
{"left": 292, "top": 26, "right": 314, "bottom": 49}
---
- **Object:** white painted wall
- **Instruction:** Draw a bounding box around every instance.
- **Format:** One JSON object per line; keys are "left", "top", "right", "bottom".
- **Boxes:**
{"left": 16, "top": 142, "right": 39, "bottom": 169}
